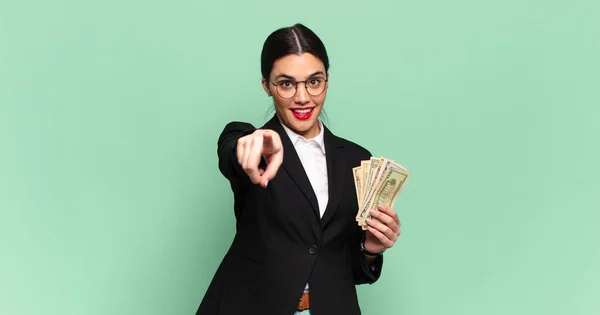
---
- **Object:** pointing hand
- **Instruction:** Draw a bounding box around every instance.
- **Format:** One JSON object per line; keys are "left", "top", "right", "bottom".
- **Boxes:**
{"left": 236, "top": 129, "right": 283, "bottom": 187}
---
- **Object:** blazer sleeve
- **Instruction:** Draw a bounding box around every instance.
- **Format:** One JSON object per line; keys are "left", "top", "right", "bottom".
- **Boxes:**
{"left": 217, "top": 121, "right": 257, "bottom": 216}
{"left": 350, "top": 226, "right": 384, "bottom": 285}
{"left": 349, "top": 148, "right": 384, "bottom": 285}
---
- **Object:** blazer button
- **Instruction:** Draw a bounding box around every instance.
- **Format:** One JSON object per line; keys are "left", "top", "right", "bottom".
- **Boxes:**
{"left": 309, "top": 245, "right": 318, "bottom": 255}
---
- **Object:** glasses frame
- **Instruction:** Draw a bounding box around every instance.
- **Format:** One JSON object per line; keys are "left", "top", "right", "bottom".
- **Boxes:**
{"left": 269, "top": 77, "right": 329, "bottom": 99}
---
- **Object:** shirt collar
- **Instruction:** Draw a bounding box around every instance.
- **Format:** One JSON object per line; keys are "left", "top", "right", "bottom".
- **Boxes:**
{"left": 280, "top": 120, "right": 326, "bottom": 155}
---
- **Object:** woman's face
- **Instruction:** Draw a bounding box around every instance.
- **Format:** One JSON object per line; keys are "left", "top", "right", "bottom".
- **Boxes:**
{"left": 262, "top": 52, "right": 328, "bottom": 139}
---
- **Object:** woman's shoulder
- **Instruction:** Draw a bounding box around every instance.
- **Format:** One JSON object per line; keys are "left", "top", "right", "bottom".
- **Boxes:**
{"left": 330, "top": 133, "right": 372, "bottom": 159}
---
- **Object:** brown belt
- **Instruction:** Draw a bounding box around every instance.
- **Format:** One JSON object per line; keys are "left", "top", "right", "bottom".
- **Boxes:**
{"left": 297, "top": 292, "right": 310, "bottom": 311}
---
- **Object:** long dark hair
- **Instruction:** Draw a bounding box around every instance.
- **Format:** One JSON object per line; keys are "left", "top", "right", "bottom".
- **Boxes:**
{"left": 260, "top": 23, "right": 329, "bottom": 80}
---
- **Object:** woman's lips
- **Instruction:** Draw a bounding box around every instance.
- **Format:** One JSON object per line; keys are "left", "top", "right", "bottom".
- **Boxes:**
{"left": 291, "top": 107, "right": 314, "bottom": 120}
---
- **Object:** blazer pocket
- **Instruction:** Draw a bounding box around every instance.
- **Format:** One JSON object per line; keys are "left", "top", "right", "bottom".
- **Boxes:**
{"left": 237, "top": 254, "right": 268, "bottom": 266}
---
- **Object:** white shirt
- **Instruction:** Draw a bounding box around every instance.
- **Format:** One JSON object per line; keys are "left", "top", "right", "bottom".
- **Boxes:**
{"left": 280, "top": 120, "right": 329, "bottom": 217}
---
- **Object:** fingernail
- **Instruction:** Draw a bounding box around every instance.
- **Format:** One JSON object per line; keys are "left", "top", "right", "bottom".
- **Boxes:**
{"left": 264, "top": 180, "right": 268, "bottom": 187}
{"left": 370, "top": 209, "right": 377, "bottom": 214}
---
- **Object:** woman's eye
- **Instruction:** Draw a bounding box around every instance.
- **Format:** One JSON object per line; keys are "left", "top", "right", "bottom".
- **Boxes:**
{"left": 280, "top": 81, "right": 294, "bottom": 89}
{"left": 308, "top": 78, "right": 322, "bottom": 87}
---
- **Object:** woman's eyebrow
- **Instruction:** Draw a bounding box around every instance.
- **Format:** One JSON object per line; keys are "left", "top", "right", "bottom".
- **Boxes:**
{"left": 274, "top": 71, "right": 325, "bottom": 81}
{"left": 274, "top": 74, "right": 296, "bottom": 80}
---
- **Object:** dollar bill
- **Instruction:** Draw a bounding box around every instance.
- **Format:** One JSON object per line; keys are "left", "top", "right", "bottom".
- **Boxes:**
{"left": 356, "top": 160, "right": 371, "bottom": 221}
{"left": 353, "top": 156, "right": 410, "bottom": 229}
{"left": 357, "top": 158, "right": 382, "bottom": 222}
{"left": 352, "top": 166, "right": 363, "bottom": 206}
{"left": 360, "top": 160, "right": 369, "bottom": 202}
{"left": 363, "top": 158, "right": 381, "bottom": 204}
{"left": 359, "top": 165, "right": 409, "bottom": 228}
{"left": 358, "top": 158, "right": 396, "bottom": 223}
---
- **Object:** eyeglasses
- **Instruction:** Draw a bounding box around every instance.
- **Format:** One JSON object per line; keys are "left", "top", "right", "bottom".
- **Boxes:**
{"left": 269, "top": 77, "right": 328, "bottom": 99}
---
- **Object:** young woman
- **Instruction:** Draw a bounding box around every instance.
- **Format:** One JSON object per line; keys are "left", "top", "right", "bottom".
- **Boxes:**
{"left": 196, "top": 23, "right": 402, "bottom": 315}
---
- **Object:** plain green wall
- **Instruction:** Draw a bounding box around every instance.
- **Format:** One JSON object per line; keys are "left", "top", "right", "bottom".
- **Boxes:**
{"left": 1, "top": 1, "right": 599, "bottom": 314}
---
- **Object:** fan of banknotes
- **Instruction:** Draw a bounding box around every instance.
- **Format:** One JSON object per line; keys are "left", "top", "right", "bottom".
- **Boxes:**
{"left": 353, "top": 157, "right": 411, "bottom": 230}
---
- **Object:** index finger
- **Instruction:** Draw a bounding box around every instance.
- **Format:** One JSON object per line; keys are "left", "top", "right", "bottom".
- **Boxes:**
{"left": 245, "top": 135, "right": 264, "bottom": 184}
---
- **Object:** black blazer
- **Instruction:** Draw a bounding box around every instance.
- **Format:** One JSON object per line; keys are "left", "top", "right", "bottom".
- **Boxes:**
{"left": 196, "top": 115, "right": 383, "bottom": 315}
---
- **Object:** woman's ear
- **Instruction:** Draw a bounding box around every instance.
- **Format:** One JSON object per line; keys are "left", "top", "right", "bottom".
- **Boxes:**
{"left": 261, "top": 78, "right": 271, "bottom": 97}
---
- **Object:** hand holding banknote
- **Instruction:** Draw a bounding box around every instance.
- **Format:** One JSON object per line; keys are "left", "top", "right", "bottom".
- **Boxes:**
{"left": 353, "top": 157, "right": 410, "bottom": 253}
{"left": 364, "top": 204, "right": 401, "bottom": 254}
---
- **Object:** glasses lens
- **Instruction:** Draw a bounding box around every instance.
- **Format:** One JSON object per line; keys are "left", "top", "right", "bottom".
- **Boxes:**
{"left": 277, "top": 85, "right": 296, "bottom": 99}
{"left": 307, "top": 78, "right": 326, "bottom": 96}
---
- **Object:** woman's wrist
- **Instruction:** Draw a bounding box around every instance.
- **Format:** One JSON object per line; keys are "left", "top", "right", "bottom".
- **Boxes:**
{"left": 360, "top": 233, "right": 384, "bottom": 257}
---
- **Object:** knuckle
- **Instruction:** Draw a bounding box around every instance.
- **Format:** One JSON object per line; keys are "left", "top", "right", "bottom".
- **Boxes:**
{"left": 386, "top": 226, "right": 394, "bottom": 235}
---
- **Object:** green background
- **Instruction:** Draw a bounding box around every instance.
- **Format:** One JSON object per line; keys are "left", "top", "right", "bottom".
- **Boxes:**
{"left": 1, "top": 0, "right": 599, "bottom": 314}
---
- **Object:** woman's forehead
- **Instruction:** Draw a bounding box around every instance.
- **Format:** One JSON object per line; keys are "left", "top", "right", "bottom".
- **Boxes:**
{"left": 271, "top": 53, "right": 326, "bottom": 79}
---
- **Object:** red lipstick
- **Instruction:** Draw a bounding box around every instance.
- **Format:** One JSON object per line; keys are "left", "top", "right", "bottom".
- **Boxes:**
{"left": 291, "top": 107, "right": 314, "bottom": 120}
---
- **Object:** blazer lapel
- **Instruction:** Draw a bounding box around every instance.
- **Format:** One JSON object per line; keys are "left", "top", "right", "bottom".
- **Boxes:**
{"left": 264, "top": 115, "right": 320, "bottom": 218}
{"left": 263, "top": 115, "right": 348, "bottom": 226}
{"left": 320, "top": 126, "right": 346, "bottom": 228}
